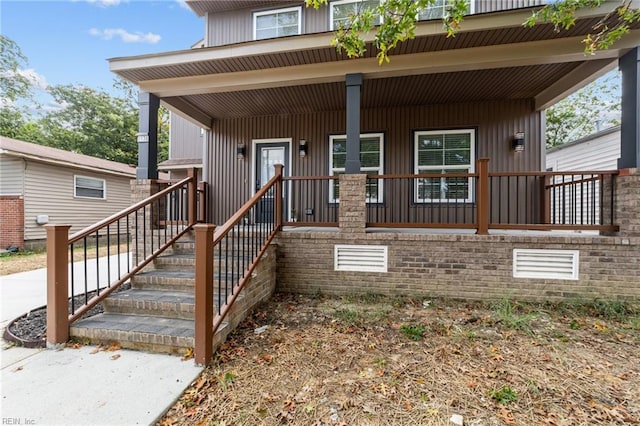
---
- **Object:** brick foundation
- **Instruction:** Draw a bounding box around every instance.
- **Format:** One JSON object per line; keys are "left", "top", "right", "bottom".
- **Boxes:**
{"left": 0, "top": 195, "right": 24, "bottom": 250}
{"left": 275, "top": 169, "right": 640, "bottom": 302}
{"left": 276, "top": 231, "right": 640, "bottom": 301}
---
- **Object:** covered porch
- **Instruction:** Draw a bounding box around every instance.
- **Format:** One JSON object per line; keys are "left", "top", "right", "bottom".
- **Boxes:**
{"left": 110, "top": 5, "right": 640, "bottom": 236}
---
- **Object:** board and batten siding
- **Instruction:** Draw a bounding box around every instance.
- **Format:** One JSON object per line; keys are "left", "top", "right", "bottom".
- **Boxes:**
{"left": 170, "top": 113, "right": 204, "bottom": 160}
{"left": 546, "top": 127, "right": 620, "bottom": 171}
{"left": 206, "top": 99, "right": 541, "bottom": 224}
{"left": 205, "top": 0, "right": 544, "bottom": 47}
{"left": 23, "top": 160, "right": 133, "bottom": 241}
{"left": 0, "top": 155, "right": 25, "bottom": 195}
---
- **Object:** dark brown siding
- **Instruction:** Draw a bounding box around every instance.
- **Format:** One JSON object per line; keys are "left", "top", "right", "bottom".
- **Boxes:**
{"left": 205, "top": 99, "right": 541, "bottom": 224}
{"left": 169, "top": 114, "right": 203, "bottom": 160}
{"left": 205, "top": 0, "right": 544, "bottom": 47}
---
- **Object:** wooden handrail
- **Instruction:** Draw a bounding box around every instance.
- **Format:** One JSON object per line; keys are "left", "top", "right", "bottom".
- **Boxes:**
{"left": 213, "top": 168, "right": 283, "bottom": 244}
{"left": 545, "top": 174, "right": 603, "bottom": 189}
{"left": 367, "top": 172, "right": 477, "bottom": 179}
{"left": 69, "top": 176, "right": 193, "bottom": 244}
{"left": 283, "top": 175, "right": 337, "bottom": 181}
{"left": 489, "top": 170, "right": 619, "bottom": 178}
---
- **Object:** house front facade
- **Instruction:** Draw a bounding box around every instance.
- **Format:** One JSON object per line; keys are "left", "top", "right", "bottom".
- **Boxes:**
{"left": 109, "top": 0, "right": 640, "bottom": 301}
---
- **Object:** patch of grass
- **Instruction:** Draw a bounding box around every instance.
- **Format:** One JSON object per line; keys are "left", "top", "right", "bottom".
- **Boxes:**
{"left": 333, "top": 308, "right": 360, "bottom": 325}
{"left": 588, "top": 299, "right": 638, "bottom": 321}
{"left": 400, "top": 323, "right": 426, "bottom": 341}
{"left": 493, "top": 298, "right": 537, "bottom": 335}
{"left": 218, "top": 372, "right": 235, "bottom": 390}
{"left": 490, "top": 385, "right": 518, "bottom": 404}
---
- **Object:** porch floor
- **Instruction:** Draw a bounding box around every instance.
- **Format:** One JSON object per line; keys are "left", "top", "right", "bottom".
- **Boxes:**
{"left": 281, "top": 227, "right": 600, "bottom": 237}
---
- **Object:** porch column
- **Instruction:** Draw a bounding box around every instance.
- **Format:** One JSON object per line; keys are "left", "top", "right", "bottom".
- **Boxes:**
{"left": 345, "top": 74, "right": 363, "bottom": 174}
{"left": 137, "top": 92, "right": 160, "bottom": 179}
{"left": 618, "top": 47, "right": 640, "bottom": 169}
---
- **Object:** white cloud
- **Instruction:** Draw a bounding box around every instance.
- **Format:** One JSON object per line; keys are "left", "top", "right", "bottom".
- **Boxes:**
{"left": 89, "top": 28, "right": 161, "bottom": 44}
{"left": 82, "top": 0, "right": 127, "bottom": 7}
{"left": 18, "top": 69, "right": 49, "bottom": 90}
{"left": 0, "top": 68, "right": 49, "bottom": 91}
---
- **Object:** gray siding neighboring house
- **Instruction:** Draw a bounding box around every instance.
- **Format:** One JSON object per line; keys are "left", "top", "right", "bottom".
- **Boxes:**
{"left": 546, "top": 126, "right": 621, "bottom": 171}
{"left": 160, "top": 112, "right": 204, "bottom": 181}
{"left": 0, "top": 136, "right": 136, "bottom": 249}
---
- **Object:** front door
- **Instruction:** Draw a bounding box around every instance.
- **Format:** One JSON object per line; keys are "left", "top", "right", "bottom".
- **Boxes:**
{"left": 254, "top": 141, "right": 289, "bottom": 223}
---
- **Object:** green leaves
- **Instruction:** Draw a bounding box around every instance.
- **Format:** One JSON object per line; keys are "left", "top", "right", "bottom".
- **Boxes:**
{"left": 307, "top": 0, "right": 638, "bottom": 63}
{"left": 545, "top": 70, "right": 620, "bottom": 147}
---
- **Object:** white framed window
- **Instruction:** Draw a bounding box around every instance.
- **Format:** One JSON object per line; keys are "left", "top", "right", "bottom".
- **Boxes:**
{"left": 417, "top": 0, "right": 474, "bottom": 20}
{"left": 329, "top": 133, "right": 384, "bottom": 203}
{"left": 414, "top": 129, "right": 475, "bottom": 203}
{"left": 330, "top": 0, "right": 381, "bottom": 30}
{"left": 253, "top": 6, "right": 302, "bottom": 40}
{"left": 74, "top": 175, "right": 106, "bottom": 199}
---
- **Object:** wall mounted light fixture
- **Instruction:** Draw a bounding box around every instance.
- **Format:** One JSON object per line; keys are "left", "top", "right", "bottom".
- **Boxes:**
{"left": 299, "top": 140, "right": 308, "bottom": 157}
{"left": 237, "top": 144, "right": 246, "bottom": 160}
{"left": 512, "top": 132, "right": 525, "bottom": 153}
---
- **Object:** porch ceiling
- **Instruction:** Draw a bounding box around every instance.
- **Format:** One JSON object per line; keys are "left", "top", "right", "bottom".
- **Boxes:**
{"left": 162, "top": 62, "right": 586, "bottom": 120}
{"left": 109, "top": 9, "right": 640, "bottom": 128}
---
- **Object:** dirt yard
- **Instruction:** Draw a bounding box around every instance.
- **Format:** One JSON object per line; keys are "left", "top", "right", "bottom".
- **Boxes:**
{"left": 159, "top": 293, "right": 640, "bottom": 426}
{"left": 0, "top": 243, "right": 129, "bottom": 276}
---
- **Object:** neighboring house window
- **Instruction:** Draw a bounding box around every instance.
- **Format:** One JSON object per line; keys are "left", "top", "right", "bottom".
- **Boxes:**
{"left": 418, "top": 0, "right": 474, "bottom": 20}
{"left": 329, "top": 133, "right": 384, "bottom": 202}
{"left": 74, "top": 175, "right": 106, "bottom": 199}
{"left": 253, "top": 6, "right": 302, "bottom": 40}
{"left": 414, "top": 129, "right": 475, "bottom": 203}
{"left": 330, "top": 0, "right": 380, "bottom": 30}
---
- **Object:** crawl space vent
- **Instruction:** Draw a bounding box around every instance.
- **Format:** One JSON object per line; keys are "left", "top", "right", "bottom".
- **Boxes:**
{"left": 334, "top": 245, "right": 388, "bottom": 272}
{"left": 513, "top": 249, "right": 579, "bottom": 280}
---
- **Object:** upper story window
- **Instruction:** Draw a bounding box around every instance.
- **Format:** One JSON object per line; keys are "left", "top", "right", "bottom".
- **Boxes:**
{"left": 253, "top": 6, "right": 302, "bottom": 40}
{"left": 330, "top": 0, "right": 381, "bottom": 30}
{"left": 74, "top": 175, "right": 106, "bottom": 200}
{"left": 418, "top": 0, "right": 474, "bottom": 20}
{"left": 414, "top": 129, "right": 475, "bottom": 203}
{"left": 329, "top": 133, "right": 384, "bottom": 202}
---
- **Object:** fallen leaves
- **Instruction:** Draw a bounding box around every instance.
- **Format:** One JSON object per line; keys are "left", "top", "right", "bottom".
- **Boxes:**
{"left": 158, "top": 294, "right": 640, "bottom": 426}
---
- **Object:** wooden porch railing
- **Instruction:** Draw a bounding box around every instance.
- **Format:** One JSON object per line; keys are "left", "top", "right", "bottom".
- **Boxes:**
{"left": 46, "top": 174, "right": 200, "bottom": 345}
{"left": 281, "top": 159, "right": 618, "bottom": 233}
{"left": 194, "top": 165, "right": 283, "bottom": 365}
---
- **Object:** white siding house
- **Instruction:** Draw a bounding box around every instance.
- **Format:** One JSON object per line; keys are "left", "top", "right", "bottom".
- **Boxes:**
{"left": 0, "top": 136, "right": 136, "bottom": 250}
{"left": 545, "top": 126, "right": 620, "bottom": 227}
{"left": 546, "top": 126, "right": 620, "bottom": 171}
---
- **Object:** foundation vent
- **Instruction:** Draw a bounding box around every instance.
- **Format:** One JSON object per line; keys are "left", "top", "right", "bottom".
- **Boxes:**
{"left": 513, "top": 249, "right": 579, "bottom": 280}
{"left": 334, "top": 245, "right": 388, "bottom": 272}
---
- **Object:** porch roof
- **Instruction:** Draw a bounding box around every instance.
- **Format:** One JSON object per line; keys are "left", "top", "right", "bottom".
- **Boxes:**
{"left": 109, "top": 6, "right": 640, "bottom": 128}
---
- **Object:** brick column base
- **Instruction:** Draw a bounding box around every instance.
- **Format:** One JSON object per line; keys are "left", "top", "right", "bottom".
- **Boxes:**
{"left": 338, "top": 174, "right": 367, "bottom": 234}
{"left": 614, "top": 168, "right": 640, "bottom": 237}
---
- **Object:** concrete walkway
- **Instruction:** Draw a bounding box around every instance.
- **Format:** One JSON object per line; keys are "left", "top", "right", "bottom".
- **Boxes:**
{"left": 0, "top": 257, "right": 203, "bottom": 425}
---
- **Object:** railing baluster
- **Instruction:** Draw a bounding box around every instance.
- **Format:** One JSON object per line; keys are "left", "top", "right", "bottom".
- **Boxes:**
{"left": 107, "top": 225, "right": 111, "bottom": 287}
{"left": 83, "top": 237, "right": 88, "bottom": 305}
{"left": 95, "top": 231, "right": 100, "bottom": 296}
{"left": 70, "top": 243, "right": 75, "bottom": 314}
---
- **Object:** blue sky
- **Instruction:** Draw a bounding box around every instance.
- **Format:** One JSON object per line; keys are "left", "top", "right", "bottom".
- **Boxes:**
{"left": 2, "top": 0, "right": 203, "bottom": 110}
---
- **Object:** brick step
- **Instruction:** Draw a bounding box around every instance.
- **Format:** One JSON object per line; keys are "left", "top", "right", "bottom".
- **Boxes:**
{"left": 154, "top": 252, "right": 249, "bottom": 271}
{"left": 103, "top": 289, "right": 196, "bottom": 320}
{"left": 131, "top": 269, "right": 242, "bottom": 291}
{"left": 70, "top": 313, "right": 230, "bottom": 355}
{"left": 70, "top": 313, "right": 195, "bottom": 354}
{"left": 154, "top": 253, "right": 196, "bottom": 270}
